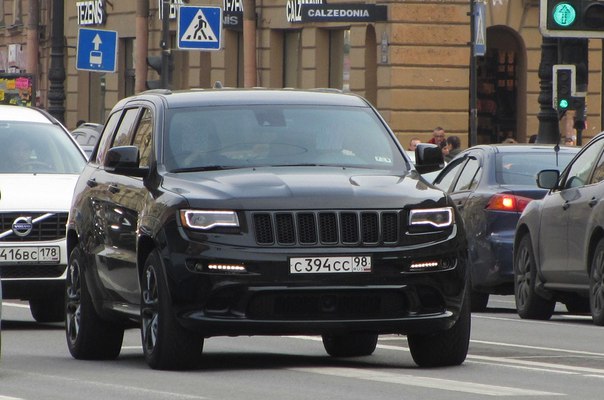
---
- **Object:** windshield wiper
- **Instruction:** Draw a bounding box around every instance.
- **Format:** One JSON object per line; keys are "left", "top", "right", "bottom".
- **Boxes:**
{"left": 270, "top": 163, "right": 331, "bottom": 167}
{"left": 170, "top": 165, "right": 236, "bottom": 173}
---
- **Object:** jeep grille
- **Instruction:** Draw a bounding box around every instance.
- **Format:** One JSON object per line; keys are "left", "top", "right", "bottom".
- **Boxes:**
{"left": 252, "top": 210, "right": 401, "bottom": 246}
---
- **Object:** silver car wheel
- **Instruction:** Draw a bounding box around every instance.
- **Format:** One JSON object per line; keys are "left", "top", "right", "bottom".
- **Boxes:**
{"left": 142, "top": 265, "right": 159, "bottom": 352}
{"left": 66, "top": 259, "right": 82, "bottom": 343}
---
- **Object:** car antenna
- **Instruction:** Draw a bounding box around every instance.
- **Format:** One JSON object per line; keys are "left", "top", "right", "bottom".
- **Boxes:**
{"left": 554, "top": 143, "right": 560, "bottom": 166}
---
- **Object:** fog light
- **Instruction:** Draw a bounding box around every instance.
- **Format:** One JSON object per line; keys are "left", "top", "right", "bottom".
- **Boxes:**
{"left": 410, "top": 261, "right": 440, "bottom": 271}
{"left": 207, "top": 263, "right": 246, "bottom": 272}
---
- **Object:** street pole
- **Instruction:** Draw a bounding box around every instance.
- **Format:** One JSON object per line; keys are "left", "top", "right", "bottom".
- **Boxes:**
{"left": 48, "top": 0, "right": 65, "bottom": 123}
{"left": 160, "top": 0, "right": 170, "bottom": 89}
{"left": 537, "top": 37, "right": 560, "bottom": 144}
{"left": 469, "top": 0, "right": 478, "bottom": 147}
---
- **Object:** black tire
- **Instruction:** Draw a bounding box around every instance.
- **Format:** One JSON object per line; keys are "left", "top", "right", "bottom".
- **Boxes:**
{"left": 322, "top": 333, "right": 378, "bottom": 357}
{"left": 66, "top": 247, "right": 124, "bottom": 360}
{"left": 29, "top": 296, "right": 64, "bottom": 323}
{"left": 407, "top": 289, "right": 471, "bottom": 368}
{"left": 470, "top": 290, "right": 489, "bottom": 312}
{"left": 589, "top": 239, "right": 604, "bottom": 326}
{"left": 141, "top": 250, "right": 203, "bottom": 370}
{"left": 514, "top": 234, "right": 555, "bottom": 320}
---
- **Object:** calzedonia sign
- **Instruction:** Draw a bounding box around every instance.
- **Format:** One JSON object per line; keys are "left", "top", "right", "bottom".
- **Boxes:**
{"left": 287, "top": 0, "right": 325, "bottom": 23}
{"left": 300, "top": 3, "right": 387, "bottom": 23}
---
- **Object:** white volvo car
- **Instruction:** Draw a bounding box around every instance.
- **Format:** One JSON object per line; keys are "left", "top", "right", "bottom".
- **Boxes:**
{"left": 0, "top": 105, "right": 87, "bottom": 322}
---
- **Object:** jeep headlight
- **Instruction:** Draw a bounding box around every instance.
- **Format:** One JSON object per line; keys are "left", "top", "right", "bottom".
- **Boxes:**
{"left": 180, "top": 210, "right": 239, "bottom": 230}
{"left": 408, "top": 207, "right": 454, "bottom": 232}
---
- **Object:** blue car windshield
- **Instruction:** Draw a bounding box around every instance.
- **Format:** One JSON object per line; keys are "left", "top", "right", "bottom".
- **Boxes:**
{"left": 496, "top": 152, "right": 576, "bottom": 185}
{"left": 162, "top": 105, "right": 406, "bottom": 172}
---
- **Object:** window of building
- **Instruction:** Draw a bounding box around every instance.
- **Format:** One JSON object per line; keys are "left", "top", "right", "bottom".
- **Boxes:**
{"left": 328, "top": 29, "right": 351, "bottom": 90}
{"left": 122, "top": 38, "right": 135, "bottom": 98}
{"left": 284, "top": 30, "right": 301, "bottom": 88}
{"left": 225, "top": 30, "right": 243, "bottom": 87}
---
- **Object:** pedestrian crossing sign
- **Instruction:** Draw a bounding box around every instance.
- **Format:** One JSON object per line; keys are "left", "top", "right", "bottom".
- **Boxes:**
{"left": 178, "top": 6, "right": 222, "bottom": 51}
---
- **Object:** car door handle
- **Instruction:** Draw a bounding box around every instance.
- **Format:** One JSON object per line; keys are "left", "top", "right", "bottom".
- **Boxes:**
{"left": 562, "top": 201, "right": 570, "bottom": 210}
{"left": 589, "top": 197, "right": 598, "bottom": 207}
{"left": 108, "top": 184, "right": 120, "bottom": 194}
{"left": 86, "top": 178, "right": 97, "bottom": 188}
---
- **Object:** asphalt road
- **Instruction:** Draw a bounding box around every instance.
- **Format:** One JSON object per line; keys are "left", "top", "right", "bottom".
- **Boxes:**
{"left": 1, "top": 296, "right": 603, "bottom": 400}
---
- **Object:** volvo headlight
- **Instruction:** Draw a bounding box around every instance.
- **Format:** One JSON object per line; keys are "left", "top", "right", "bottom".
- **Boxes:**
{"left": 180, "top": 210, "right": 239, "bottom": 230}
{"left": 409, "top": 207, "right": 454, "bottom": 232}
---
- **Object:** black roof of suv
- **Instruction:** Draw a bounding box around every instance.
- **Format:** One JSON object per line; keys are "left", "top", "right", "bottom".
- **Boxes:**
{"left": 66, "top": 88, "right": 469, "bottom": 370}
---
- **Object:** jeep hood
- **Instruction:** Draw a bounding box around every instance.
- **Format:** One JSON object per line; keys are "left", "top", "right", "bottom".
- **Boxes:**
{"left": 163, "top": 167, "right": 447, "bottom": 209}
{"left": 0, "top": 174, "right": 79, "bottom": 212}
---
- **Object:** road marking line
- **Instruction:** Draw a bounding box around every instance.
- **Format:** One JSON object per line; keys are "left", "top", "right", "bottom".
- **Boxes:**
{"left": 1, "top": 302, "right": 30, "bottom": 309}
{"left": 291, "top": 336, "right": 604, "bottom": 377}
{"left": 287, "top": 366, "right": 561, "bottom": 396}
{"left": 471, "top": 339, "right": 604, "bottom": 357}
{"left": 0, "top": 396, "right": 26, "bottom": 400}
{"left": 468, "top": 360, "right": 580, "bottom": 375}
{"left": 1, "top": 370, "right": 208, "bottom": 400}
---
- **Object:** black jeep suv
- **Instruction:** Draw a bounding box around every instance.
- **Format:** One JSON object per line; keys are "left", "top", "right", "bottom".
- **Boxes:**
{"left": 66, "top": 88, "right": 469, "bottom": 370}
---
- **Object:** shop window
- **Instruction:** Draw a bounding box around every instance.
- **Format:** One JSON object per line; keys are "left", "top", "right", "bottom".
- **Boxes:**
{"left": 477, "top": 49, "right": 517, "bottom": 144}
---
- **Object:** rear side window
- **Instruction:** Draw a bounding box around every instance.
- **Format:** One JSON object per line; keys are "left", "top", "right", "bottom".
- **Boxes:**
{"left": 453, "top": 158, "right": 480, "bottom": 192}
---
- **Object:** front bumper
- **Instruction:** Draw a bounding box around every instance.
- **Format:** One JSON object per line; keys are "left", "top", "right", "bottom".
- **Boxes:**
{"left": 161, "top": 228, "right": 468, "bottom": 338}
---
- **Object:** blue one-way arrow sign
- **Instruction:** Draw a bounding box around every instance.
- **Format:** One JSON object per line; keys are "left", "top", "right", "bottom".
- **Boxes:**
{"left": 178, "top": 6, "right": 222, "bottom": 51}
{"left": 76, "top": 28, "right": 118, "bottom": 72}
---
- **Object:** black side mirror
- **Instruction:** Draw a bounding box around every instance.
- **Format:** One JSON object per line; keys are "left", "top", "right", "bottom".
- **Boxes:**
{"left": 104, "top": 145, "right": 148, "bottom": 178}
{"left": 414, "top": 143, "right": 445, "bottom": 174}
{"left": 537, "top": 169, "right": 559, "bottom": 190}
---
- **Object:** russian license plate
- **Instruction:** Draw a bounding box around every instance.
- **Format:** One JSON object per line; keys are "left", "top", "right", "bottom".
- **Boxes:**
{"left": 0, "top": 246, "right": 60, "bottom": 264}
{"left": 290, "top": 256, "right": 371, "bottom": 274}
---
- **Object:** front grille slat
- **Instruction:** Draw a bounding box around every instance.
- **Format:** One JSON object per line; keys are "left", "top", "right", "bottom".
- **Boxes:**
{"left": 0, "top": 212, "right": 68, "bottom": 242}
{"left": 252, "top": 210, "right": 402, "bottom": 246}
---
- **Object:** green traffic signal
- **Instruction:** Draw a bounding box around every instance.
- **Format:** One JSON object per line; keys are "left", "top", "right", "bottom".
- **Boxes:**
{"left": 558, "top": 98, "right": 570, "bottom": 109}
{"left": 552, "top": 2, "right": 577, "bottom": 27}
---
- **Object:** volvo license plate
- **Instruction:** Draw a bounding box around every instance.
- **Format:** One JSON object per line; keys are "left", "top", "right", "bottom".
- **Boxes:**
{"left": 290, "top": 256, "right": 371, "bottom": 274}
{"left": 0, "top": 246, "right": 60, "bottom": 263}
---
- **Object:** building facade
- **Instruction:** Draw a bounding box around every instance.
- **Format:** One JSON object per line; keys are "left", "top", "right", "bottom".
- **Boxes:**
{"left": 0, "top": 0, "right": 601, "bottom": 145}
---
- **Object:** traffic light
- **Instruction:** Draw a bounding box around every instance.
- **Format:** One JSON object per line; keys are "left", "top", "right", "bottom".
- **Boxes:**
{"left": 146, "top": 53, "right": 174, "bottom": 90}
{"left": 553, "top": 65, "right": 573, "bottom": 110}
{"left": 541, "top": 0, "right": 604, "bottom": 38}
{"left": 552, "top": 64, "right": 587, "bottom": 111}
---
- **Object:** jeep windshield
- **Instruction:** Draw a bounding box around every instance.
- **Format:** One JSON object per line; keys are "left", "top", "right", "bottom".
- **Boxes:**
{"left": 162, "top": 105, "right": 407, "bottom": 172}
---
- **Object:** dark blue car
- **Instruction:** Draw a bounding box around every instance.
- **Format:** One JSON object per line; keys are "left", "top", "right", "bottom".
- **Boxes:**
{"left": 431, "top": 144, "right": 579, "bottom": 311}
